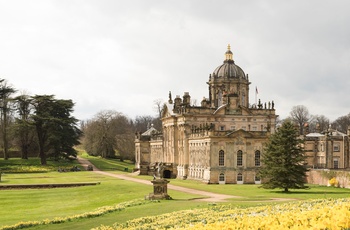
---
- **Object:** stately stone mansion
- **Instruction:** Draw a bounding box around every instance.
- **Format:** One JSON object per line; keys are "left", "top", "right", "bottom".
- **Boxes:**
{"left": 135, "top": 45, "right": 350, "bottom": 184}
{"left": 135, "top": 45, "right": 278, "bottom": 184}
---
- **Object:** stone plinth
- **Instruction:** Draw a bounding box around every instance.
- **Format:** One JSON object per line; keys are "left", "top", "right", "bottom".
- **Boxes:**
{"left": 146, "top": 179, "right": 172, "bottom": 200}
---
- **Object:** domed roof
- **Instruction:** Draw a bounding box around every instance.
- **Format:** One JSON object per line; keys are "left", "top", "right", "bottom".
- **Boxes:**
{"left": 212, "top": 45, "right": 247, "bottom": 79}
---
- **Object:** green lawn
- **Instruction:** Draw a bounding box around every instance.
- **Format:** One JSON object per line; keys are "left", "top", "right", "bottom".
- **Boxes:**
{"left": 1, "top": 157, "right": 350, "bottom": 230}
{"left": 131, "top": 174, "right": 350, "bottom": 200}
{"left": 79, "top": 154, "right": 134, "bottom": 172}
{"left": 0, "top": 171, "right": 204, "bottom": 229}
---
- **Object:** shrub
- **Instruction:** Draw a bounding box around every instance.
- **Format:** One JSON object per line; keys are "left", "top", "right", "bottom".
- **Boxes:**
{"left": 329, "top": 177, "right": 338, "bottom": 187}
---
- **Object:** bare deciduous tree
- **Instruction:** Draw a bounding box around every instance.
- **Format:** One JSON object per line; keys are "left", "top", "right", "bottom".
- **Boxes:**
{"left": 290, "top": 105, "right": 310, "bottom": 135}
{"left": 134, "top": 115, "right": 155, "bottom": 132}
{"left": 309, "top": 114, "right": 330, "bottom": 133}
{"left": 153, "top": 99, "right": 163, "bottom": 119}
{"left": 82, "top": 110, "right": 135, "bottom": 160}
{"left": 332, "top": 113, "right": 350, "bottom": 133}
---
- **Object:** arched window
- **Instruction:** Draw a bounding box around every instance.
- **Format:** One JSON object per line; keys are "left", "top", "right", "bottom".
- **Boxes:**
{"left": 237, "top": 173, "right": 243, "bottom": 181}
{"left": 255, "top": 150, "right": 261, "bottom": 166}
{"left": 219, "top": 173, "right": 225, "bottom": 181}
{"left": 219, "top": 150, "right": 224, "bottom": 166}
{"left": 237, "top": 150, "right": 243, "bottom": 166}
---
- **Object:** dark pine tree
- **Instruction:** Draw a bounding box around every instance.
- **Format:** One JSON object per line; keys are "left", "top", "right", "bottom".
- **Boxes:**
{"left": 259, "top": 120, "right": 308, "bottom": 192}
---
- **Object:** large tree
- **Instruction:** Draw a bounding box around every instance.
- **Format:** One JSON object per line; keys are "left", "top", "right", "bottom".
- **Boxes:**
{"left": 13, "top": 93, "right": 36, "bottom": 159}
{"left": 0, "top": 79, "right": 16, "bottom": 159}
{"left": 133, "top": 115, "right": 161, "bottom": 133}
{"left": 289, "top": 105, "right": 310, "bottom": 135}
{"left": 259, "top": 120, "right": 308, "bottom": 192}
{"left": 82, "top": 110, "right": 118, "bottom": 158}
{"left": 309, "top": 114, "right": 330, "bottom": 133}
{"left": 312, "top": 115, "right": 330, "bottom": 132}
{"left": 31, "top": 95, "right": 81, "bottom": 164}
{"left": 82, "top": 110, "right": 135, "bottom": 160}
{"left": 332, "top": 113, "right": 350, "bottom": 133}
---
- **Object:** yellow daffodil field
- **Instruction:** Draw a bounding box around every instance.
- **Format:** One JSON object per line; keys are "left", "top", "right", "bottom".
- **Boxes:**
{"left": 96, "top": 198, "right": 350, "bottom": 230}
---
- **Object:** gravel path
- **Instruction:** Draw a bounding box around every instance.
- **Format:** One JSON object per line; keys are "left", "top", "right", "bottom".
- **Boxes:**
{"left": 77, "top": 157, "right": 240, "bottom": 202}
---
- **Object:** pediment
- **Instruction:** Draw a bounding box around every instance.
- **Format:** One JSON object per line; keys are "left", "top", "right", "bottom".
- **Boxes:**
{"left": 225, "top": 129, "right": 254, "bottom": 138}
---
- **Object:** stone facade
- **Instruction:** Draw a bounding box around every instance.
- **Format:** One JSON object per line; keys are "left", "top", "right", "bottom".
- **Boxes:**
{"left": 304, "top": 129, "right": 350, "bottom": 169}
{"left": 135, "top": 45, "right": 350, "bottom": 184}
{"left": 135, "top": 45, "right": 278, "bottom": 184}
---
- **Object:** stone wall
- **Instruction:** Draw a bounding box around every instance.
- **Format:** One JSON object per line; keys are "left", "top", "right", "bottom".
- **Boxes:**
{"left": 307, "top": 169, "right": 350, "bottom": 188}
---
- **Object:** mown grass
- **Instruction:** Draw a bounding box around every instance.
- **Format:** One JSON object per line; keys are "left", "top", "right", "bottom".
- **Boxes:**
{"left": 1, "top": 156, "right": 350, "bottom": 230}
{"left": 25, "top": 199, "right": 209, "bottom": 230}
{"left": 80, "top": 153, "right": 134, "bottom": 172}
{"left": 0, "top": 171, "right": 204, "bottom": 229}
{"left": 132, "top": 174, "right": 350, "bottom": 201}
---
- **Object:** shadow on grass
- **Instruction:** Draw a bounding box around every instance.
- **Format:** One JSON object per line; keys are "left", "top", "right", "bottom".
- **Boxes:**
{"left": 269, "top": 190, "right": 350, "bottom": 195}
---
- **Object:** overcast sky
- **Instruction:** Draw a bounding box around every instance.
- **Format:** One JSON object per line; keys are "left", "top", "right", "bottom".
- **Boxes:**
{"left": 1, "top": 0, "right": 349, "bottom": 121}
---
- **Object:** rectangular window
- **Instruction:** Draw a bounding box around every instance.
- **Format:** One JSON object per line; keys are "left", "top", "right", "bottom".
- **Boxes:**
{"left": 241, "top": 126, "right": 246, "bottom": 131}
{"left": 334, "top": 158, "right": 339, "bottom": 169}
{"left": 252, "top": 126, "right": 257, "bottom": 131}
{"left": 334, "top": 144, "right": 340, "bottom": 152}
{"left": 231, "top": 126, "right": 236, "bottom": 130}
{"left": 220, "top": 126, "right": 225, "bottom": 131}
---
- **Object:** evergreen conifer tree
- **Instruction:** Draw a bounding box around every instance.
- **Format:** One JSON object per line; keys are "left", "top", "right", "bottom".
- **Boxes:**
{"left": 259, "top": 120, "right": 308, "bottom": 192}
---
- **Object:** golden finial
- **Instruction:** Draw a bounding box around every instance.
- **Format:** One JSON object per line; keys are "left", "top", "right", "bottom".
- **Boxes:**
{"left": 225, "top": 44, "right": 233, "bottom": 61}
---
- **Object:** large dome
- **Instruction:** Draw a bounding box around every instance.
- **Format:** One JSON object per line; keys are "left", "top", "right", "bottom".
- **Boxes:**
{"left": 212, "top": 45, "right": 246, "bottom": 79}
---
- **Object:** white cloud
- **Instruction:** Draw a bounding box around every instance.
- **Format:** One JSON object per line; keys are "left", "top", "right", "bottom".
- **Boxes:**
{"left": 1, "top": 0, "right": 350, "bottom": 121}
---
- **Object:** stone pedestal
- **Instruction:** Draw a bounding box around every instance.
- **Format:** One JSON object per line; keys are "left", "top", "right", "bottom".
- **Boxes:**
{"left": 146, "top": 179, "right": 172, "bottom": 200}
{"left": 139, "top": 164, "right": 149, "bottom": 175}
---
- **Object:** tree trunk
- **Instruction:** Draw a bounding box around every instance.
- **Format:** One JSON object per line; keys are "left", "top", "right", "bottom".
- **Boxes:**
{"left": 284, "top": 187, "right": 289, "bottom": 192}
{"left": 2, "top": 111, "right": 8, "bottom": 160}
{"left": 21, "top": 143, "right": 29, "bottom": 159}
{"left": 36, "top": 124, "right": 47, "bottom": 165}
{"left": 40, "top": 151, "right": 47, "bottom": 165}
